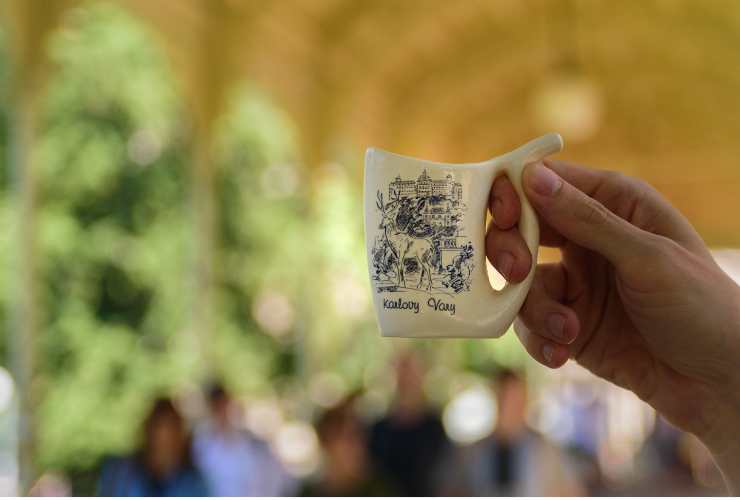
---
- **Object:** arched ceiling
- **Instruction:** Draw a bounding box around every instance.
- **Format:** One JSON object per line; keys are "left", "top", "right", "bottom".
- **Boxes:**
{"left": 4, "top": 0, "right": 740, "bottom": 245}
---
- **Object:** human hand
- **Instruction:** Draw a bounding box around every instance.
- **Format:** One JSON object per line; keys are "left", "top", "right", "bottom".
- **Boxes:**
{"left": 486, "top": 160, "right": 740, "bottom": 493}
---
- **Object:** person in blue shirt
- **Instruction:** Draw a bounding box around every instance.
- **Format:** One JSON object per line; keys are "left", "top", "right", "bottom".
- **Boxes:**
{"left": 98, "top": 397, "right": 208, "bottom": 496}
{"left": 192, "top": 382, "right": 295, "bottom": 496}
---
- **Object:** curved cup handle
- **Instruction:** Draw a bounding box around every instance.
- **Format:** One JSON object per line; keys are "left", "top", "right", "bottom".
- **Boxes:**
{"left": 483, "top": 133, "right": 563, "bottom": 338}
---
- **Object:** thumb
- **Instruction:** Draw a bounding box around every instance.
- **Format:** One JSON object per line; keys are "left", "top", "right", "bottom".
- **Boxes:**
{"left": 523, "top": 162, "right": 652, "bottom": 268}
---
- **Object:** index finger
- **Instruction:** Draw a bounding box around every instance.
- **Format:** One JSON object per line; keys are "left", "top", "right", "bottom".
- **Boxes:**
{"left": 489, "top": 175, "right": 520, "bottom": 230}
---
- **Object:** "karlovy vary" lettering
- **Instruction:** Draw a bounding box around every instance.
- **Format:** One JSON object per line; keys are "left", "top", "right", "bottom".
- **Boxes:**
{"left": 381, "top": 297, "right": 455, "bottom": 316}
{"left": 382, "top": 297, "right": 420, "bottom": 314}
{"left": 427, "top": 297, "right": 455, "bottom": 316}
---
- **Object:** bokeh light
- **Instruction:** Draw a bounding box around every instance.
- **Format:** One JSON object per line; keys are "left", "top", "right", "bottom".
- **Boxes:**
{"left": 532, "top": 75, "right": 603, "bottom": 144}
{"left": 0, "top": 369, "right": 15, "bottom": 415}
{"left": 442, "top": 384, "right": 497, "bottom": 445}
{"left": 260, "top": 163, "right": 300, "bottom": 199}
{"left": 252, "top": 291, "right": 295, "bottom": 338}
{"left": 245, "top": 399, "right": 285, "bottom": 440}
{"left": 308, "top": 372, "right": 347, "bottom": 408}
{"left": 273, "top": 422, "right": 320, "bottom": 477}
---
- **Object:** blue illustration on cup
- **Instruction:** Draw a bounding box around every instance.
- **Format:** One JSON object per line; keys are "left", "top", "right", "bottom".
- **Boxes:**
{"left": 371, "top": 170, "right": 474, "bottom": 295}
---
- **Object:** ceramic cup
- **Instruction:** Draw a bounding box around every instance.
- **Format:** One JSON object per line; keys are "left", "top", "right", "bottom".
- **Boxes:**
{"left": 364, "top": 133, "right": 563, "bottom": 338}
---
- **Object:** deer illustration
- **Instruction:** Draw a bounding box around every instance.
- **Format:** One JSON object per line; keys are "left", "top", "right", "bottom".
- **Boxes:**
{"left": 377, "top": 191, "right": 435, "bottom": 291}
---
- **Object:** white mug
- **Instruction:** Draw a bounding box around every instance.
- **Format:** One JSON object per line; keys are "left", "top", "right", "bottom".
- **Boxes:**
{"left": 364, "top": 133, "right": 563, "bottom": 338}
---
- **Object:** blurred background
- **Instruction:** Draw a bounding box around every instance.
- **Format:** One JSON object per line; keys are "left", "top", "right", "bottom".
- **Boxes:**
{"left": 1, "top": 0, "right": 739, "bottom": 496}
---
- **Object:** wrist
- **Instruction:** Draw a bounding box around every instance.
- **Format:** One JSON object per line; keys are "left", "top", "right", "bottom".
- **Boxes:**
{"left": 704, "top": 283, "right": 740, "bottom": 494}
{"left": 706, "top": 426, "right": 740, "bottom": 495}
{"left": 700, "top": 390, "right": 740, "bottom": 495}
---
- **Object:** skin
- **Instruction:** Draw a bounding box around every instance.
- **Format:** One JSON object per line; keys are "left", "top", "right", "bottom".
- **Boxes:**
{"left": 321, "top": 417, "right": 370, "bottom": 493}
{"left": 392, "top": 352, "right": 427, "bottom": 423}
{"left": 147, "top": 414, "right": 187, "bottom": 479}
{"left": 486, "top": 160, "right": 740, "bottom": 494}
{"left": 493, "top": 378, "right": 528, "bottom": 442}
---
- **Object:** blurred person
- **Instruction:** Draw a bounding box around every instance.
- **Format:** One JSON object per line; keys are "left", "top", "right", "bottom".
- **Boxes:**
{"left": 98, "top": 397, "right": 208, "bottom": 496}
{"left": 564, "top": 445, "right": 607, "bottom": 496}
{"left": 302, "top": 396, "right": 394, "bottom": 496}
{"left": 553, "top": 380, "right": 608, "bottom": 494}
{"left": 620, "top": 417, "right": 723, "bottom": 496}
{"left": 368, "top": 351, "right": 450, "bottom": 496}
{"left": 192, "top": 381, "right": 294, "bottom": 496}
{"left": 438, "top": 369, "right": 583, "bottom": 496}
{"left": 487, "top": 160, "right": 740, "bottom": 494}
{"left": 559, "top": 380, "right": 606, "bottom": 459}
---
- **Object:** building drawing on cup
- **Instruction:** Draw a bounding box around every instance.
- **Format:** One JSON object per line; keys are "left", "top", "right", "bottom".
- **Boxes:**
{"left": 371, "top": 170, "right": 474, "bottom": 295}
{"left": 389, "top": 170, "right": 463, "bottom": 202}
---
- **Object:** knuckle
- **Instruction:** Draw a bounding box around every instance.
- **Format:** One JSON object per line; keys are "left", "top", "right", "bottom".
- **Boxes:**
{"left": 602, "top": 168, "right": 619, "bottom": 179}
{"left": 655, "top": 237, "right": 688, "bottom": 268}
{"left": 643, "top": 231, "right": 669, "bottom": 252}
{"left": 629, "top": 176, "right": 650, "bottom": 192}
{"left": 602, "top": 169, "right": 626, "bottom": 185}
{"left": 517, "top": 304, "right": 537, "bottom": 330}
{"left": 622, "top": 233, "right": 678, "bottom": 286}
{"left": 493, "top": 174, "right": 514, "bottom": 194}
{"left": 624, "top": 175, "right": 657, "bottom": 201}
{"left": 636, "top": 178, "right": 661, "bottom": 200}
{"left": 575, "top": 197, "right": 610, "bottom": 227}
{"left": 605, "top": 171, "right": 658, "bottom": 207}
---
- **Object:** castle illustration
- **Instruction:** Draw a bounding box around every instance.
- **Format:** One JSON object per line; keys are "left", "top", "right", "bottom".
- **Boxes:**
{"left": 389, "top": 170, "right": 463, "bottom": 203}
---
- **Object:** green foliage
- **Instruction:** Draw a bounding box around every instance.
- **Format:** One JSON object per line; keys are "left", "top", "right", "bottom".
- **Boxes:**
{"left": 0, "top": 2, "right": 529, "bottom": 489}
{"left": 0, "top": 28, "right": 10, "bottom": 363}
{"left": 33, "top": 4, "right": 191, "bottom": 471}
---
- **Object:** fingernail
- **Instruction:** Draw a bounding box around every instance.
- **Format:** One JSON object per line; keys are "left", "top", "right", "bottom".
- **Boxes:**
{"left": 494, "top": 252, "right": 514, "bottom": 280}
{"left": 527, "top": 163, "right": 562, "bottom": 197}
{"left": 492, "top": 197, "right": 503, "bottom": 216}
{"left": 547, "top": 313, "right": 567, "bottom": 341}
{"left": 543, "top": 343, "right": 555, "bottom": 364}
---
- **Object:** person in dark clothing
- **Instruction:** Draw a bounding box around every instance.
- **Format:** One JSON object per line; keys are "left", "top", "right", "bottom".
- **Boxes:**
{"left": 303, "top": 396, "right": 394, "bottom": 496}
{"left": 98, "top": 397, "right": 208, "bottom": 496}
{"left": 368, "top": 352, "right": 450, "bottom": 496}
{"left": 437, "top": 369, "right": 583, "bottom": 496}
